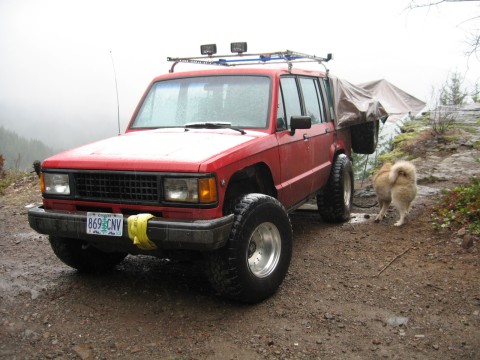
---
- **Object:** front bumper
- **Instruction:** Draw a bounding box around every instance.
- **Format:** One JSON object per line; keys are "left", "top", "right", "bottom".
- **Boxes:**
{"left": 28, "top": 206, "right": 234, "bottom": 252}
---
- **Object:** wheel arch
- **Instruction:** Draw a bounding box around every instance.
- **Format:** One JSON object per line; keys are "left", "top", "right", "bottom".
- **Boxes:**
{"left": 223, "top": 162, "right": 277, "bottom": 213}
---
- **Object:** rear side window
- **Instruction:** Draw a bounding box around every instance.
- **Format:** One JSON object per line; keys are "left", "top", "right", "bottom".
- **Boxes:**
{"left": 322, "top": 78, "right": 335, "bottom": 121}
{"left": 299, "top": 77, "right": 325, "bottom": 124}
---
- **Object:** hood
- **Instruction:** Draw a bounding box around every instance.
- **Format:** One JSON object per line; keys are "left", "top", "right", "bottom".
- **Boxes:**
{"left": 43, "top": 128, "right": 262, "bottom": 172}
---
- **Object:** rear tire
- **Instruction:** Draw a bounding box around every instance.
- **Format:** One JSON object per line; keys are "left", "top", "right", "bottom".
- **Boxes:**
{"left": 205, "top": 194, "right": 292, "bottom": 303}
{"left": 49, "top": 236, "right": 127, "bottom": 273}
{"left": 317, "top": 154, "right": 353, "bottom": 223}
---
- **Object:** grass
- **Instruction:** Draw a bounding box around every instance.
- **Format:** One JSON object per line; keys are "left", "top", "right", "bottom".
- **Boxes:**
{"left": 0, "top": 169, "right": 29, "bottom": 195}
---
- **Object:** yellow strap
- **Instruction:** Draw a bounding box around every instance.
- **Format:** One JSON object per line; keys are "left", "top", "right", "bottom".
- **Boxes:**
{"left": 127, "top": 213, "right": 157, "bottom": 250}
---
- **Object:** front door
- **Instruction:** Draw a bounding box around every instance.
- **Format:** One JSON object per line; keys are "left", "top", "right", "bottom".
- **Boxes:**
{"left": 276, "top": 76, "right": 314, "bottom": 208}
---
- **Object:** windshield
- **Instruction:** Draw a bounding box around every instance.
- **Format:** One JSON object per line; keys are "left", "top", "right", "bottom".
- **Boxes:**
{"left": 130, "top": 75, "right": 271, "bottom": 129}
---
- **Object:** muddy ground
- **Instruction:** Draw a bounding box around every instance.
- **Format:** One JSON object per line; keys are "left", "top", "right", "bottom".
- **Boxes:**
{"left": 1, "top": 119, "right": 479, "bottom": 359}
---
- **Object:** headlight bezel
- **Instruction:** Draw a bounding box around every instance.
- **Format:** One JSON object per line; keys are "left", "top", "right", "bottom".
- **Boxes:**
{"left": 42, "top": 172, "right": 71, "bottom": 196}
{"left": 163, "top": 176, "right": 217, "bottom": 204}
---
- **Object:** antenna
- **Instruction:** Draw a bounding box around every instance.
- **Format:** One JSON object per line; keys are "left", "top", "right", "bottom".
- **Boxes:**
{"left": 109, "top": 50, "right": 121, "bottom": 135}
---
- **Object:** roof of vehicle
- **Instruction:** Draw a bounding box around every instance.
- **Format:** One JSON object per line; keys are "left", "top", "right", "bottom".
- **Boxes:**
{"left": 150, "top": 67, "right": 329, "bottom": 82}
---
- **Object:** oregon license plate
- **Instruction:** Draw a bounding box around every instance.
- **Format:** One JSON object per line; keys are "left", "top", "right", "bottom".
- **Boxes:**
{"left": 86, "top": 212, "right": 123, "bottom": 236}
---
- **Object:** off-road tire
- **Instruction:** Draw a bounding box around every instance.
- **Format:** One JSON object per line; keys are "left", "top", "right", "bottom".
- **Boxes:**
{"left": 205, "top": 194, "right": 292, "bottom": 303}
{"left": 351, "top": 120, "right": 379, "bottom": 154}
{"left": 317, "top": 154, "right": 353, "bottom": 223}
{"left": 49, "top": 236, "right": 127, "bottom": 273}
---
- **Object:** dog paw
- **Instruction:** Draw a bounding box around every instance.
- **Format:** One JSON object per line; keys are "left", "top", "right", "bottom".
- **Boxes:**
{"left": 394, "top": 221, "right": 403, "bottom": 226}
{"left": 374, "top": 219, "right": 381, "bottom": 223}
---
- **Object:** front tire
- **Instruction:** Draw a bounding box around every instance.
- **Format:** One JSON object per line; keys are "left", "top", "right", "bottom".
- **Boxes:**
{"left": 317, "top": 154, "right": 353, "bottom": 223}
{"left": 49, "top": 236, "right": 127, "bottom": 273}
{"left": 205, "top": 194, "right": 293, "bottom": 303}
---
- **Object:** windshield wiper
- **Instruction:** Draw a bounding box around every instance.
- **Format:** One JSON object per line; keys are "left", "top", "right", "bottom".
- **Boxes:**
{"left": 184, "top": 122, "right": 246, "bottom": 134}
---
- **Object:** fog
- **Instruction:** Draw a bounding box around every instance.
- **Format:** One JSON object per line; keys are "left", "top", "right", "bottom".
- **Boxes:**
{"left": 1, "top": 0, "right": 479, "bottom": 152}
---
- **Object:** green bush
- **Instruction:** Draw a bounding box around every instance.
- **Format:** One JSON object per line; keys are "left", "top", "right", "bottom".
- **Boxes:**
{"left": 432, "top": 177, "right": 480, "bottom": 236}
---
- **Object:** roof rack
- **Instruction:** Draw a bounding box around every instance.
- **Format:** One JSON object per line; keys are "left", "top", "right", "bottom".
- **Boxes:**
{"left": 167, "top": 43, "right": 332, "bottom": 73}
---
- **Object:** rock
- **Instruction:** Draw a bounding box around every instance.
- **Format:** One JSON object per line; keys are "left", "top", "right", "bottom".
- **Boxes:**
{"left": 30, "top": 289, "right": 39, "bottom": 300}
{"left": 72, "top": 344, "right": 92, "bottom": 360}
{"left": 462, "top": 235, "right": 473, "bottom": 249}
{"left": 386, "top": 316, "right": 408, "bottom": 327}
{"left": 324, "top": 313, "right": 335, "bottom": 320}
{"left": 23, "top": 329, "right": 38, "bottom": 339}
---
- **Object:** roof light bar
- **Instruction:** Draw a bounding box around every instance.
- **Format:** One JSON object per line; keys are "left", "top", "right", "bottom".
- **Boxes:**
{"left": 167, "top": 43, "right": 332, "bottom": 73}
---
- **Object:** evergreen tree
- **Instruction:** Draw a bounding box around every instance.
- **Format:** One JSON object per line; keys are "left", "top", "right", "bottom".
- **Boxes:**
{"left": 439, "top": 72, "right": 467, "bottom": 106}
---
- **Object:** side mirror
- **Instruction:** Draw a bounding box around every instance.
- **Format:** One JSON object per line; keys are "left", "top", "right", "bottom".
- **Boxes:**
{"left": 290, "top": 116, "right": 311, "bottom": 135}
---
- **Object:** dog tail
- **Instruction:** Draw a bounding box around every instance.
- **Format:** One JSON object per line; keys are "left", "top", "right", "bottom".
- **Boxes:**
{"left": 389, "top": 160, "right": 416, "bottom": 184}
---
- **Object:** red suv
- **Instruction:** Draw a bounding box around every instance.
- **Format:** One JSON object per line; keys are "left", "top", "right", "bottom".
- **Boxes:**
{"left": 28, "top": 44, "right": 382, "bottom": 303}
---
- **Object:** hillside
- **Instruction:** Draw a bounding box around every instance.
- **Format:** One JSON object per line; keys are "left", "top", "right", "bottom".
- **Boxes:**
{"left": 0, "top": 126, "right": 57, "bottom": 171}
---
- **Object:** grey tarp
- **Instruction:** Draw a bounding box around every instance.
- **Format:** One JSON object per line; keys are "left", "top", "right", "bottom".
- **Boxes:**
{"left": 331, "top": 77, "right": 426, "bottom": 129}
{"left": 358, "top": 79, "right": 426, "bottom": 124}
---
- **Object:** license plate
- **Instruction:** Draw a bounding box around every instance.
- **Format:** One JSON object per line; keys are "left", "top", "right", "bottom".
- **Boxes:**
{"left": 86, "top": 212, "right": 123, "bottom": 237}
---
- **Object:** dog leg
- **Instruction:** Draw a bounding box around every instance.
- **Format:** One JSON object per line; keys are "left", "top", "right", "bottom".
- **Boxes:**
{"left": 394, "top": 215, "right": 405, "bottom": 227}
{"left": 375, "top": 201, "right": 390, "bottom": 222}
{"left": 406, "top": 203, "right": 413, "bottom": 215}
{"left": 394, "top": 203, "right": 409, "bottom": 226}
{"left": 374, "top": 202, "right": 382, "bottom": 222}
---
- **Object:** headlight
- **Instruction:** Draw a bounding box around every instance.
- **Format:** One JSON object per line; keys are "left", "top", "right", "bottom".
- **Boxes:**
{"left": 163, "top": 177, "right": 217, "bottom": 204}
{"left": 43, "top": 173, "right": 70, "bottom": 195}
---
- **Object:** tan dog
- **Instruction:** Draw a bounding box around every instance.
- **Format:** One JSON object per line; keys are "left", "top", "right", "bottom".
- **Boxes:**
{"left": 373, "top": 160, "right": 417, "bottom": 226}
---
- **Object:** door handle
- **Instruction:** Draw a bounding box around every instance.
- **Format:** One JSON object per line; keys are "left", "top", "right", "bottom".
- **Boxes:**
{"left": 303, "top": 134, "right": 309, "bottom": 140}
{"left": 325, "top": 128, "right": 330, "bottom": 134}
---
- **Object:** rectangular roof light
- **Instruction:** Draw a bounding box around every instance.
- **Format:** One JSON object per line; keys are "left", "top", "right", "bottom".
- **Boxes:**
{"left": 231, "top": 42, "right": 247, "bottom": 54}
{"left": 201, "top": 44, "right": 217, "bottom": 56}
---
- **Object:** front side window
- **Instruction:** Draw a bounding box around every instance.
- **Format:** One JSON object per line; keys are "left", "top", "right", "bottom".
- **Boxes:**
{"left": 276, "top": 88, "right": 287, "bottom": 131}
{"left": 130, "top": 75, "right": 271, "bottom": 129}
{"left": 279, "top": 77, "right": 302, "bottom": 127}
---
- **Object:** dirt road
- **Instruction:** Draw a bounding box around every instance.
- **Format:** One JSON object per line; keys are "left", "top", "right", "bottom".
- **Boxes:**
{"left": 1, "top": 118, "right": 479, "bottom": 359}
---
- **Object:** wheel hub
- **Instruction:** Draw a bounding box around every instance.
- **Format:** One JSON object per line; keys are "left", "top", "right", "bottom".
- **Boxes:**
{"left": 247, "top": 222, "right": 281, "bottom": 278}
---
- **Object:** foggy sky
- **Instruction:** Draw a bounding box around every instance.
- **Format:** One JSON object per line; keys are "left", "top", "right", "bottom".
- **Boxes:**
{"left": 0, "top": 0, "right": 479, "bottom": 152}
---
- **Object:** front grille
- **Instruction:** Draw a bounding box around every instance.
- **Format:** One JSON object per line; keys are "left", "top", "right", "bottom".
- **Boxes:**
{"left": 74, "top": 172, "right": 160, "bottom": 204}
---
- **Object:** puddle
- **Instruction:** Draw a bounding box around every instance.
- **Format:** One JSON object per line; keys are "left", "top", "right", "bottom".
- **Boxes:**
{"left": 295, "top": 202, "right": 373, "bottom": 225}
{"left": 348, "top": 213, "right": 373, "bottom": 225}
